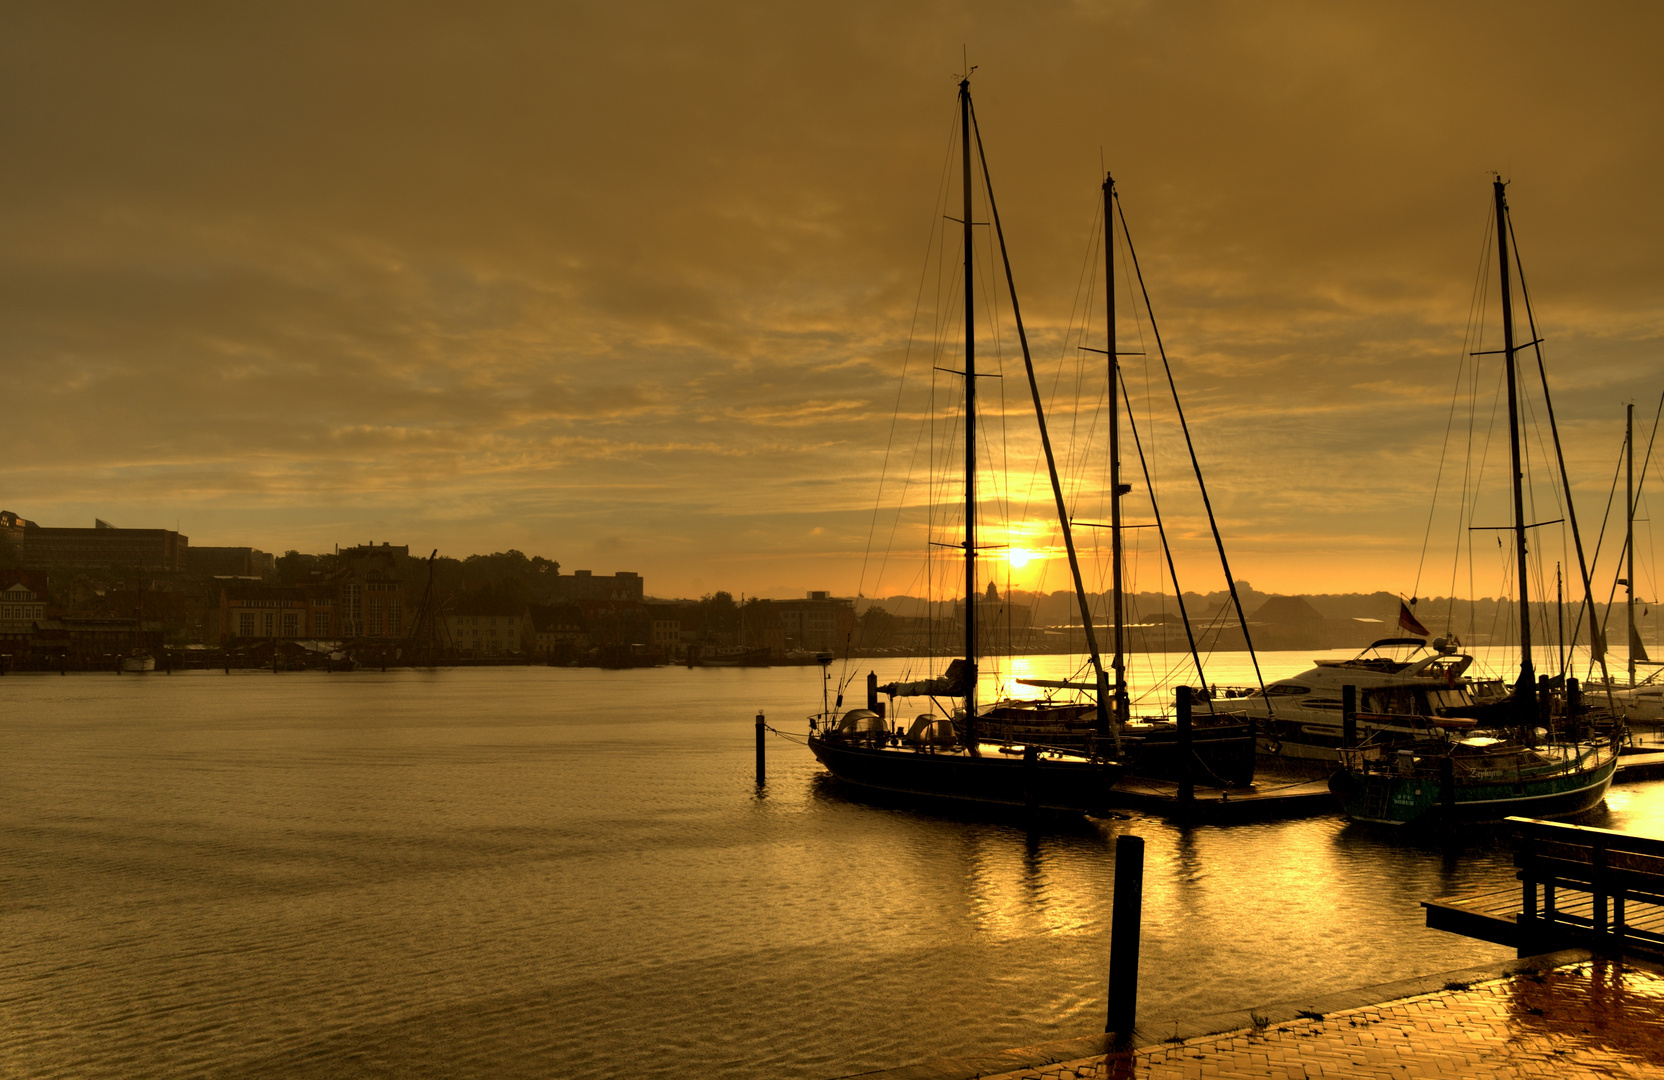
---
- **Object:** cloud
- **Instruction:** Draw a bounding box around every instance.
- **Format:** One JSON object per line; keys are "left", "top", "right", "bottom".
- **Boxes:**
{"left": 1, "top": 2, "right": 1660, "bottom": 596}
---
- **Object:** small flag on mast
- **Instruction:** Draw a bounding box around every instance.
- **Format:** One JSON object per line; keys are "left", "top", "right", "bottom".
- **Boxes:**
{"left": 1399, "top": 600, "right": 1430, "bottom": 637}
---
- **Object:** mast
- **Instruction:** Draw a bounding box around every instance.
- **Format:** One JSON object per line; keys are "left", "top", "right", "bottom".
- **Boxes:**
{"left": 1629, "top": 402, "right": 1637, "bottom": 686}
{"left": 967, "top": 102, "right": 1114, "bottom": 747}
{"left": 1556, "top": 562, "right": 1565, "bottom": 677}
{"left": 1494, "top": 179, "right": 1536, "bottom": 722}
{"left": 960, "top": 77, "right": 978, "bottom": 724}
{"left": 1105, "top": 174, "right": 1129, "bottom": 725}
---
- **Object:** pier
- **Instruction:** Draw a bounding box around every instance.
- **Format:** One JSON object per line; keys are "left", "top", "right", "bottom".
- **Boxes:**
{"left": 1425, "top": 815, "right": 1664, "bottom": 959}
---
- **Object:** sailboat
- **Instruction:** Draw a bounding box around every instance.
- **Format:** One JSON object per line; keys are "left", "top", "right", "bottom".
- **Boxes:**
{"left": 807, "top": 76, "right": 1123, "bottom": 815}
{"left": 1603, "top": 400, "right": 1664, "bottom": 724}
{"left": 943, "top": 170, "right": 1260, "bottom": 787}
{"left": 1330, "top": 180, "right": 1620, "bottom": 826}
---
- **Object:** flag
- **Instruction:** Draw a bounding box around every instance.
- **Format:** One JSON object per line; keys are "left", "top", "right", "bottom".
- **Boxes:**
{"left": 1398, "top": 600, "right": 1430, "bottom": 637}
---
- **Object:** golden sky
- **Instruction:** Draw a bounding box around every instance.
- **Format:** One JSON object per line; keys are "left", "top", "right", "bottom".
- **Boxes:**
{"left": 4, "top": 2, "right": 1661, "bottom": 599}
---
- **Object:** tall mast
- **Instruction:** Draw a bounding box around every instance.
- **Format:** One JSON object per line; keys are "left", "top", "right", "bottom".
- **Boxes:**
{"left": 1629, "top": 402, "right": 1637, "bottom": 686}
{"left": 960, "top": 78, "right": 978, "bottom": 720}
{"left": 1104, "top": 174, "right": 1128, "bottom": 724}
{"left": 969, "top": 103, "right": 1114, "bottom": 745}
{"left": 1494, "top": 179, "right": 1535, "bottom": 720}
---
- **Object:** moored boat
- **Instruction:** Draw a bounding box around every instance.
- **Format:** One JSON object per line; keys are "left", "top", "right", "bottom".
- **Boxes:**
{"left": 1330, "top": 179, "right": 1621, "bottom": 825}
{"left": 1329, "top": 735, "right": 1618, "bottom": 826}
{"left": 806, "top": 75, "right": 1124, "bottom": 816}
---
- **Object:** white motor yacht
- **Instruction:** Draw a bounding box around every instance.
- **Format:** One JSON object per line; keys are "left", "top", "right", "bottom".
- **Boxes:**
{"left": 1230, "top": 637, "right": 1482, "bottom": 761}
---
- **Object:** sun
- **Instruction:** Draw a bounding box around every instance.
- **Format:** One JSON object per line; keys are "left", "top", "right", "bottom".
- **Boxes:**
{"left": 1007, "top": 548, "right": 1036, "bottom": 570}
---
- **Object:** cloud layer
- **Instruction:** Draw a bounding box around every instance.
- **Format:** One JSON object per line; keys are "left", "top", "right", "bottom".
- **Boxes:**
{"left": 3, "top": 2, "right": 1661, "bottom": 598}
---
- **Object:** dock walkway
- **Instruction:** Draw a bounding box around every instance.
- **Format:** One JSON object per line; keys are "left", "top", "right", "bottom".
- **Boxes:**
{"left": 842, "top": 950, "right": 1664, "bottom": 1079}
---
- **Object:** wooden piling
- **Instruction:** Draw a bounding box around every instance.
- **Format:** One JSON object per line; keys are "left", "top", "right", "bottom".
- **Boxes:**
{"left": 1342, "top": 684, "right": 1357, "bottom": 748}
{"left": 755, "top": 711, "right": 766, "bottom": 785}
{"left": 1106, "top": 833, "right": 1144, "bottom": 1040}
{"left": 1176, "top": 686, "right": 1194, "bottom": 806}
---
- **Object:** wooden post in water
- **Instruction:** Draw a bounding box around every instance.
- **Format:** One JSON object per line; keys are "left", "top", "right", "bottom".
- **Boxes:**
{"left": 1342, "top": 684, "right": 1357, "bottom": 749}
{"left": 755, "top": 711, "right": 766, "bottom": 786}
{"left": 1106, "top": 834, "right": 1145, "bottom": 1040}
{"left": 1176, "top": 685, "right": 1194, "bottom": 806}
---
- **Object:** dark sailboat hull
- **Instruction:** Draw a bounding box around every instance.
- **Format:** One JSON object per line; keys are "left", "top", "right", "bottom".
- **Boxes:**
{"left": 1329, "top": 745, "right": 1618, "bottom": 827}
{"left": 807, "top": 735, "right": 1123, "bottom": 816}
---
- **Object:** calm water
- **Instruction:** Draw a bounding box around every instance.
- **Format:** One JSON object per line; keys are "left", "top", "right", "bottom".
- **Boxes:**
{"left": 4, "top": 656, "right": 1663, "bottom": 1079}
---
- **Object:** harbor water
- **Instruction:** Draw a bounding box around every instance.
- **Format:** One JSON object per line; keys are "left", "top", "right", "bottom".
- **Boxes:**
{"left": 5, "top": 654, "right": 1662, "bottom": 1079}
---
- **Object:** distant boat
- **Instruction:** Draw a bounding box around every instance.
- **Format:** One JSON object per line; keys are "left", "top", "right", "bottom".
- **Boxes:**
{"left": 119, "top": 650, "right": 156, "bottom": 673}
{"left": 689, "top": 645, "right": 771, "bottom": 667}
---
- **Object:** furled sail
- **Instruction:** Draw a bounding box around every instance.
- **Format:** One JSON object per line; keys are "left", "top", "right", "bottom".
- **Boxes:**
{"left": 879, "top": 657, "right": 973, "bottom": 698}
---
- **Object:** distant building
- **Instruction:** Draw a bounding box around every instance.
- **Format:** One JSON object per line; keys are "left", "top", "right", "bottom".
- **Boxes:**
{"left": 648, "top": 604, "right": 685, "bottom": 659}
{"left": 335, "top": 544, "right": 408, "bottom": 639}
{"left": 528, "top": 603, "right": 588, "bottom": 660}
{"left": 0, "top": 511, "right": 33, "bottom": 560}
{"left": 218, "top": 584, "right": 333, "bottom": 641}
{"left": 15, "top": 517, "right": 189, "bottom": 572}
{"left": 0, "top": 571, "right": 48, "bottom": 638}
{"left": 190, "top": 546, "right": 276, "bottom": 580}
{"left": 1248, "top": 595, "right": 1326, "bottom": 651}
{"left": 553, "top": 570, "right": 644, "bottom": 603}
{"left": 444, "top": 599, "right": 529, "bottom": 656}
{"left": 747, "top": 591, "right": 855, "bottom": 653}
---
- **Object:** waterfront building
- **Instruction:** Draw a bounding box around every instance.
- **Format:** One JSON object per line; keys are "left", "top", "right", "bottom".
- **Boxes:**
{"left": 443, "top": 599, "right": 529, "bottom": 657}
{"left": 744, "top": 591, "right": 855, "bottom": 653}
{"left": 527, "top": 603, "right": 588, "bottom": 661}
{"left": 648, "top": 605, "right": 685, "bottom": 660}
{"left": 335, "top": 544, "right": 408, "bottom": 639}
{"left": 217, "top": 584, "right": 336, "bottom": 641}
{"left": 0, "top": 571, "right": 49, "bottom": 636}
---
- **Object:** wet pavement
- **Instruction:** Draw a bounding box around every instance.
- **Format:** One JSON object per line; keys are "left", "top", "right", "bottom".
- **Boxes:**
{"left": 851, "top": 951, "right": 1664, "bottom": 1079}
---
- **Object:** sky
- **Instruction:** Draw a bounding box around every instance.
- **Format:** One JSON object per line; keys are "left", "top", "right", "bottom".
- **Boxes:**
{"left": 4, "top": 2, "right": 1661, "bottom": 601}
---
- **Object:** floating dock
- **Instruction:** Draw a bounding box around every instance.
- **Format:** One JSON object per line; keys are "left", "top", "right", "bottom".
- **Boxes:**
{"left": 1617, "top": 748, "right": 1664, "bottom": 782}
{"left": 1102, "top": 776, "right": 1336, "bottom": 823}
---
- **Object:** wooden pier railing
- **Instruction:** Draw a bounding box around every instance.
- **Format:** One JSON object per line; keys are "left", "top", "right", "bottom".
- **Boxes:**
{"left": 1424, "top": 816, "right": 1664, "bottom": 958}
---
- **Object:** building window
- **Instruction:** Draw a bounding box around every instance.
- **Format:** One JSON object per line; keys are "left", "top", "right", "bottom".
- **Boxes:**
{"left": 263, "top": 612, "right": 274, "bottom": 636}
{"left": 388, "top": 599, "right": 402, "bottom": 635}
{"left": 282, "top": 612, "right": 299, "bottom": 637}
{"left": 238, "top": 612, "right": 256, "bottom": 637}
{"left": 314, "top": 611, "right": 331, "bottom": 636}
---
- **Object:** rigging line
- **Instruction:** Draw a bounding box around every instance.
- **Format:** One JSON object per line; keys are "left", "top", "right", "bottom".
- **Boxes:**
{"left": 1447, "top": 213, "right": 1496, "bottom": 629}
{"left": 1112, "top": 190, "right": 1273, "bottom": 704}
{"left": 855, "top": 107, "right": 963, "bottom": 628}
{"left": 1117, "top": 362, "right": 1214, "bottom": 710}
{"left": 1507, "top": 206, "right": 1612, "bottom": 697}
{"left": 1579, "top": 440, "right": 1626, "bottom": 683}
{"left": 1591, "top": 392, "right": 1664, "bottom": 668}
{"left": 968, "top": 101, "right": 1113, "bottom": 732}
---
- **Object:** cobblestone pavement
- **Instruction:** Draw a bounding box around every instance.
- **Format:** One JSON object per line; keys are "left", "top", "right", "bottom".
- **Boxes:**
{"left": 984, "top": 959, "right": 1664, "bottom": 1079}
